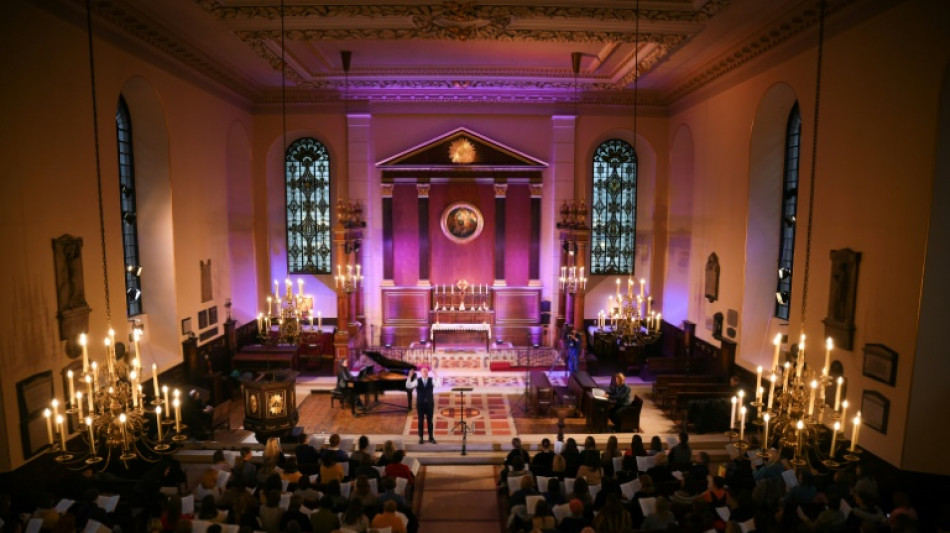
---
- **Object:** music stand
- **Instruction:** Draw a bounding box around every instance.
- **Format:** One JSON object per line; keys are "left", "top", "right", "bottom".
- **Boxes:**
{"left": 451, "top": 387, "right": 474, "bottom": 455}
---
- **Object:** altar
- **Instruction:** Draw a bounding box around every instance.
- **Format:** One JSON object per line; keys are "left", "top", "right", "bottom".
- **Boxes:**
{"left": 430, "top": 322, "right": 492, "bottom": 350}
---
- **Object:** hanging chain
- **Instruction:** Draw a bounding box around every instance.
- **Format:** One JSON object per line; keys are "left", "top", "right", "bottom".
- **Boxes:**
{"left": 281, "top": 0, "right": 287, "bottom": 154}
{"left": 630, "top": 0, "right": 640, "bottom": 273}
{"left": 87, "top": 0, "right": 111, "bottom": 327}
{"left": 800, "top": 0, "right": 825, "bottom": 334}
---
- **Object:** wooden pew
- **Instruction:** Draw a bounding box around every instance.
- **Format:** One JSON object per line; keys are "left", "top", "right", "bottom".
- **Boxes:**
{"left": 530, "top": 370, "right": 553, "bottom": 417}
{"left": 642, "top": 356, "right": 710, "bottom": 378}
{"left": 662, "top": 382, "right": 734, "bottom": 409}
{"left": 652, "top": 374, "right": 724, "bottom": 400}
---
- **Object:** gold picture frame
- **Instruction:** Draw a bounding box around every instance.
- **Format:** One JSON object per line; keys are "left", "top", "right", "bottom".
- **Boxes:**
{"left": 440, "top": 201, "right": 484, "bottom": 244}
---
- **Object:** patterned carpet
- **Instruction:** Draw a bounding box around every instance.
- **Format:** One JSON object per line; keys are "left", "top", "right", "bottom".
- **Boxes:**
{"left": 403, "top": 392, "right": 516, "bottom": 438}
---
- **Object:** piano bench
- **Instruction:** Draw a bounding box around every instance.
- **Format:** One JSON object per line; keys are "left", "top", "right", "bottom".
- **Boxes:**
{"left": 330, "top": 389, "right": 348, "bottom": 409}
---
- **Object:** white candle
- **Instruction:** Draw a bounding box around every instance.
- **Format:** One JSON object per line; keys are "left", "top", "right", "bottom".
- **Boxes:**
{"left": 767, "top": 374, "right": 776, "bottom": 411}
{"left": 86, "top": 417, "right": 96, "bottom": 455}
{"left": 130, "top": 370, "right": 138, "bottom": 407}
{"left": 67, "top": 370, "right": 75, "bottom": 409}
{"left": 808, "top": 380, "right": 818, "bottom": 416}
{"left": 152, "top": 363, "right": 160, "bottom": 397}
{"left": 730, "top": 396, "right": 737, "bottom": 429}
{"left": 51, "top": 398, "right": 59, "bottom": 421}
{"left": 763, "top": 413, "right": 770, "bottom": 448}
{"left": 783, "top": 362, "right": 790, "bottom": 392}
{"left": 850, "top": 413, "right": 861, "bottom": 452}
{"left": 44, "top": 409, "right": 53, "bottom": 444}
{"left": 133, "top": 329, "right": 142, "bottom": 372}
{"left": 298, "top": 278, "right": 304, "bottom": 296}
{"left": 76, "top": 392, "right": 83, "bottom": 419}
{"left": 119, "top": 413, "right": 128, "bottom": 450}
{"left": 655, "top": 313, "right": 661, "bottom": 331}
{"left": 834, "top": 377, "right": 843, "bottom": 411}
{"left": 173, "top": 398, "right": 181, "bottom": 433}
{"left": 163, "top": 385, "right": 170, "bottom": 412}
{"left": 57, "top": 415, "right": 67, "bottom": 452}
{"left": 739, "top": 406, "right": 747, "bottom": 443}
{"left": 155, "top": 406, "right": 163, "bottom": 441}
{"left": 772, "top": 334, "right": 782, "bottom": 372}
{"left": 616, "top": 279, "right": 621, "bottom": 299}
{"left": 830, "top": 421, "right": 840, "bottom": 456}
{"left": 80, "top": 333, "right": 89, "bottom": 374}
{"left": 755, "top": 366, "right": 762, "bottom": 403}
{"left": 797, "top": 335, "right": 805, "bottom": 380}
{"left": 318, "top": 311, "right": 322, "bottom": 330}
{"left": 266, "top": 296, "right": 272, "bottom": 316}
{"left": 824, "top": 337, "right": 833, "bottom": 376}
{"left": 85, "top": 376, "right": 93, "bottom": 413}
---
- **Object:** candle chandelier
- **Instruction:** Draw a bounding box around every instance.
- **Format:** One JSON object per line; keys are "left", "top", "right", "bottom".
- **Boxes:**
{"left": 728, "top": 1, "right": 860, "bottom": 473}
{"left": 43, "top": 0, "right": 185, "bottom": 469}
{"left": 600, "top": 277, "right": 661, "bottom": 346}
{"left": 259, "top": 279, "right": 313, "bottom": 345}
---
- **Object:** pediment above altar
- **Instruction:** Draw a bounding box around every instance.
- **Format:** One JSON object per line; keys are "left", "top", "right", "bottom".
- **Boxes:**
{"left": 376, "top": 127, "right": 547, "bottom": 170}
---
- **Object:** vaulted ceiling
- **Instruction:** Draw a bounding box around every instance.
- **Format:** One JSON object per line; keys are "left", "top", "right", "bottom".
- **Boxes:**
{"left": 45, "top": 0, "right": 878, "bottom": 108}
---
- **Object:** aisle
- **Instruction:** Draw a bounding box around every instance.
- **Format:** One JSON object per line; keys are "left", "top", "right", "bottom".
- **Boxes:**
{"left": 417, "top": 465, "right": 502, "bottom": 533}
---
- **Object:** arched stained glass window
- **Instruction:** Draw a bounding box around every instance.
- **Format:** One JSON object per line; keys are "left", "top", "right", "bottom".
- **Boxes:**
{"left": 116, "top": 96, "right": 143, "bottom": 317}
{"left": 286, "top": 137, "right": 331, "bottom": 274}
{"left": 591, "top": 139, "right": 637, "bottom": 274}
{"left": 776, "top": 103, "right": 801, "bottom": 319}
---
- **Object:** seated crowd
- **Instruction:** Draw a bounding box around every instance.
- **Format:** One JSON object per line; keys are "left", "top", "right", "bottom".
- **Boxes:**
{"left": 1, "top": 433, "right": 418, "bottom": 533}
{"left": 497, "top": 433, "right": 921, "bottom": 533}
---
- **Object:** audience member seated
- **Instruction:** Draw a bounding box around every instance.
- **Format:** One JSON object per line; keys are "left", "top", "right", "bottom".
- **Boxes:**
{"left": 294, "top": 476, "right": 322, "bottom": 509}
{"left": 350, "top": 475, "right": 375, "bottom": 508}
{"left": 551, "top": 453, "right": 567, "bottom": 480}
{"left": 196, "top": 495, "right": 226, "bottom": 523}
{"left": 322, "top": 480, "right": 349, "bottom": 513}
{"left": 211, "top": 450, "right": 231, "bottom": 472}
{"left": 310, "top": 495, "right": 341, "bottom": 533}
{"left": 69, "top": 487, "right": 113, "bottom": 531}
{"left": 646, "top": 453, "right": 677, "bottom": 494}
{"left": 184, "top": 388, "right": 214, "bottom": 439}
{"left": 562, "top": 438, "right": 582, "bottom": 478}
{"left": 226, "top": 481, "right": 261, "bottom": 529}
{"left": 281, "top": 457, "right": 304, "bottom": 485}
{"left": 689, "top": 451, "right": 711, "bottom": 481}
{"left": 580, "top": 436, "right": 600, "bottom": 466}
{"left": 376, "top": 440, "right": 398, "bottom": 467}
{"left": 376, "top": 477, "right": 410, "bottom": 511}
{"left": 592, "top": 492, "right": 634, "bottom": 533}
{"left": 601, "top": 435, "right": 622, "bottom": 478}
{"left": 625, "top": 434, "right": 648, "bottom": 457}
{"left": 500, "top": 437, "right": 532, "bottom": 484}
{"left": 233, "top": 446, "right": 258, "bottom": 485}
{"left": 668, "top": 432, "right": 692, "bottom": 471}
{"left": 30, "top": 492, "right": 61, "bottom": 532}
{"left": 319, "top": 454, "right": 345, "bottom": 486}
{"left": 545, "top": 477, "right": 568, "bottom": 507}
{"left": 648, "top": 436, "right": 664, "bottom": 456}
{"left": 531, "top": 438, "right": 556, "bottom": 476}
{"left": 339, "top": 499, "right": 370, "bottom": 532}
{"left": 576, "top": 451, "right": 604, "bottom": 487}
{"left": 295, "top": 439, "right": 321, "bottom": 470}
{"left": 502, "top": 455, "right": 531, "bottom": 490}
{"left": 320, "top": 433, "right": 350, "bottom": 464}
{"left": 279, "top": 494, "right": 312, "bottom": 532}
{"left": 628, "top": 474, "right": 658, "bottom": 527}
{"left": 371, "top": 500, "right": 407, "bottom": 533}
{"left": 558, "top": 498, "right": 592, "bottom": 533}
{"left": 532, "top": 499, "right": 557, "bottom": 531}
{"left": 384, "top": 450, "right": 415, "bottom": 492}
{"left": 641, "top": 496, "right": 677, "bottom": 531}
{"left": 616, "top": 455, "right": 639, "bottom": 484}
{"left": 510, "top": 474, "right": 539, "bottom": 508}
{"left": 350, "top": 435, "right": 375, "bottom": 466}
{"left": 355, "top": 454, "right": 381, "bottom": 481}
{"left": 569, "top": 477, "right": 593, "bottom": 514}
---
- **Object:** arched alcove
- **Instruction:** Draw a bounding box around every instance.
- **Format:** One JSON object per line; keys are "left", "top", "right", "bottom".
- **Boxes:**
{"left": 583, "top": 129, "right": 658, "bottom": 318}
{"left": 664, "top": 124, "right": 695, "bottom": 325}
{"left": 225, "top": 121, "right": 256, "bottom": 323}
{"left": 119, "top": 76, "right": 177, "bottom": 366}
{"left": 740, "top": 82, "right": 798, "bottom": 366}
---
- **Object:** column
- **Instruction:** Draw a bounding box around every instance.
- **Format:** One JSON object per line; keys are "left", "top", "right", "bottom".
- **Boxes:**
{"left": 381, "top": 184, "right": 394, "bottom": 282}
{"left": 529, "top": 184, "right": 542, "bottom": 283}
{"left": 417, "top": 184, "right": 430, "bottom": 284}
{"left": 494, "top": 184, "right": 507, "bottom": 284}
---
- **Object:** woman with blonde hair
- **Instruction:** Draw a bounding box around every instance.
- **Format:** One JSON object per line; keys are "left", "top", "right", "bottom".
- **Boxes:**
{"left": 376, "top": 439, "right": 397, "bottom": 466}
{"left": 193, "top": 467, "right": 222, "bottom": 503}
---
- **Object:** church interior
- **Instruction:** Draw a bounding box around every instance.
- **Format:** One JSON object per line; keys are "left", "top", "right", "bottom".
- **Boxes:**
{"left": 2, "top": 0, "right": 950, "bottom": 531}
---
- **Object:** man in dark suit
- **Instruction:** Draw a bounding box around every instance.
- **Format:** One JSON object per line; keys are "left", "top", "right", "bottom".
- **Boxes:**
{"left": 406, "top": 367, "right": 438, "bottom": 444}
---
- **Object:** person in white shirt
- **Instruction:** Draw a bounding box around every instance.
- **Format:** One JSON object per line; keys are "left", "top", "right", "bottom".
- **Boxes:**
{"left": 405, "top": 367, "right": 439, "bottom": 444}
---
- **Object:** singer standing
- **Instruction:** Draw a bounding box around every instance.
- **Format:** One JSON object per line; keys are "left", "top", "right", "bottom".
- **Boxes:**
{"left": 406, "top": 367, "right": 439, "bottom": 444}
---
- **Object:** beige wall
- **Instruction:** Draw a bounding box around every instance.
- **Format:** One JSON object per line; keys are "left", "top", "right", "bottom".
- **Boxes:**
{"left": 0, "top": 3, "right": 251, "bottom": 468}
{"left": 668, "top": 0, "right": 950, "bottom": 470}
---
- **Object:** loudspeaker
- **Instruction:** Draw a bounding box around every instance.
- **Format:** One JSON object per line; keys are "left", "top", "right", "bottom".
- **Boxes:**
{"left": 541, "top": 300, "right": 551, "bottom": 312}
{"left": 540, "top": 312, "right": 551, "bottom": 325}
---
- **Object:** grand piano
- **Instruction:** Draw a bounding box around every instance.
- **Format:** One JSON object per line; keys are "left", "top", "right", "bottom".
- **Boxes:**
{"left": 343, "top": 351, "right": 418, "bottom": 415}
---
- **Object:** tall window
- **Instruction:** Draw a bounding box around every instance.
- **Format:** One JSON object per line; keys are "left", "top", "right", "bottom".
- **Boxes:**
{"left": 116, "top": 96, "right": 143, "bottom": 317}
{"left": 286, "top": 137, "right": 331, "bottom": 274}
{"left": 591, "top": 139, "right": 637, "bottom": 274}
{"left": 776, "top": 103, "right": 801, "bottom": 319}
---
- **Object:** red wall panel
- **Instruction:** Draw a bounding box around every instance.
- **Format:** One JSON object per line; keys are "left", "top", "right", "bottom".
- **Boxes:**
{"left": 505, "top": 184, "right": 531, "bottom": 286}
{"left": 392, "top": 184, "right": 420, "bottom": 286}
{"left": 429, "top": 183, "right": 495, "bottom": 286}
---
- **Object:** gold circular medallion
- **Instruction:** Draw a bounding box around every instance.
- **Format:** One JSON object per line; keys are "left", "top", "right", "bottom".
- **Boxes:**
{"left": 448, "top": 138, "right": 476, "bottom": 164}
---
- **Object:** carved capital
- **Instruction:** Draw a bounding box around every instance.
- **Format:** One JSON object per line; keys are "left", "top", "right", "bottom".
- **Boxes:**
{"left": 380, "top": 183, "right": 394, "bottom": 198}
{"left": 529, "top": 184, "right": 543, "bottom": 198}
{"left": 494, "top": 184, "right": 508, "bottom": 198}
{"left": 416, "top": 184, "right": 430, "bottom": 198}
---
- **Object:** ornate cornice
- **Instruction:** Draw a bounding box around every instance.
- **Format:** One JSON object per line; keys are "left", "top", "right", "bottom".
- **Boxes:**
{"left": 666, "top": 0, "right": 859, "bottom": 102}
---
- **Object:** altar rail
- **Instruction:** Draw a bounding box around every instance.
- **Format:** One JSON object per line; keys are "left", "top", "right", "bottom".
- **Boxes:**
{"left": 350, "top": 345, "right": 559, "bottom": 371}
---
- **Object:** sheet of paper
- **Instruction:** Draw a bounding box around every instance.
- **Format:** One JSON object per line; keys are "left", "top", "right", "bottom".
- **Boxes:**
{"left": 526, "top": 495, "right": 543, "bottom": 515}
{"left": 839, "top": 498, "right": 852, "bottom": 516}
{"left": 716, "top": 506, "right": 731, "bottom": 521}
{"left": 739, "top": 518, "right": 756, "bottom": 533}
{"left": 96, "top": 494, "right": 119, "bottom": 513}
{"left": 552, "top": 503, "right": 571, "bottom": 523}
{"left": 782, "top": 469, "right": 799, "bottom": 488}
{"left": 55, "top": 499, "right": 75, "bottom": 514}
{"left": 666, "top": 436, "right": 678, "bottom": 449}
{"left": 25, "top": 518, "right": 43, "bottom": 533}
{"left": 181, "top": 494, "right": 194, "bottom": 516}
{"left": 620, "top": 479, "right": 641, "bottom": 500}
{"left": 217, "top": 469, "right": 231, "bottom": 489}
{"left": 639, "top": 497, "right": 657, "bottom": 516}
{"left": 636, "top": 455, "right": 656, "bottom": 471}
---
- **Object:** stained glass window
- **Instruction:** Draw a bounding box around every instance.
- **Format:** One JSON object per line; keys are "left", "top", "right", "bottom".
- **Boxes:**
{"left": 591, "top": 139, "right": 637, "bottom": 274}
{"left": 116, "top": 96, "right": 143, "bottom": 317}
{"left": 776, "top": 103, "right": 801, "bottom": 320}
{"left": 286, "top": 137, "right": 332, "bottom": 274}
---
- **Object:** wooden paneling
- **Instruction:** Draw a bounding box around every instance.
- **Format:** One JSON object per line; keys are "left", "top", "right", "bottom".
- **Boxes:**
{"left": 382, "top": 288, "right": 431, "bottom": 325}
{"left": 494, "top": 288, "right": 541, "bottom": 324}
